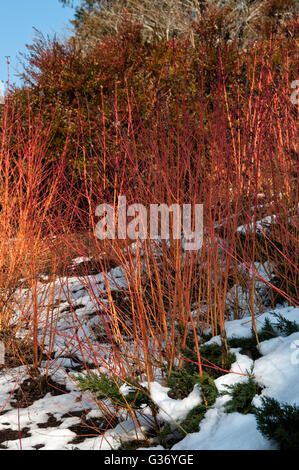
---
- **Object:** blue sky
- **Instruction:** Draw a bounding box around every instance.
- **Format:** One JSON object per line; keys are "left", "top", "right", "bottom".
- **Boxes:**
{"left": 0, "top": 0, "right": 75, "bottom": 87}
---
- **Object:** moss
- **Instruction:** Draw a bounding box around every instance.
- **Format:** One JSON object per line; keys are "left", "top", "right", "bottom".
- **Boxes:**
{"left": 254, "top": 397, "right": 299, "bottom": 450}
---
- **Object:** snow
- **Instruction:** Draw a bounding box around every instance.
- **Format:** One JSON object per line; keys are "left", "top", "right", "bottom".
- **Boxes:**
{"left": 204, "top": 306, "right": 298, "bottom": 345}
{"left": 5, "top": 428, "right": 77, "bottom": 451}
{"left": 170, "top": 308, "right": 299, "bottom": 450}
{"left": 0, "top": 249, "right": 298, "bottom": 450}
{"left": 70, "top": 257, "right": 92, "bottom": 267}
{"left": 214, "top": 350, "right": 254, "bottom": 393}
{"left": 236, "top": 215, "right": 277, "bottom": 234}
{"left": 172, "top": 410, "right": 277, "bottom": 450}
{"left": 253, "top": 332, "right": 299, "bottom": 405}
{"left": 146, "top": 382, "right": 202, "bottom": 425}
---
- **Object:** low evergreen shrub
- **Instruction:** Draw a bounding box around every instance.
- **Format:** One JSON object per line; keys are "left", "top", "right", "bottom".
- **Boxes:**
{"left": 254, "top": 396, "right": 299, "bottom": 450}
{"left": 271, "top": 312, "right": 299, "bottom": 337}
{"left": 221, "top": 371, "right": 263, "bottom": 414}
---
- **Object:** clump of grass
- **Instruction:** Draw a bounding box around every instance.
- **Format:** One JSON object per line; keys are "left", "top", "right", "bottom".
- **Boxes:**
{"left": 254, "top": 397, "right": 299, "bottom": 450}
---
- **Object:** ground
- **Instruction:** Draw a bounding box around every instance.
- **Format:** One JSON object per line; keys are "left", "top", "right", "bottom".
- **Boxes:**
{"left": 0, "top": 249, "right": 298, "bottom": 450}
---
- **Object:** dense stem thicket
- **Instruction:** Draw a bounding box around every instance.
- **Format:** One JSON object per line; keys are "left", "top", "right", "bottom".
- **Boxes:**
{"left": 0, "top": 0, "right": 298, "bottom": 403}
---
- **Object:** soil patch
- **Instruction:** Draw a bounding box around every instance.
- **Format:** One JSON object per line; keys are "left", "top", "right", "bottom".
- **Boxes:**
{"left": 37, "top": 413, "right": 63, "bottom": 428}
{"left": 69, "top": 413, "right": 119, "bottom": 444}
{"left": 0, "top": 427, "right": 31, "bottom": 447}
{"left": 11, "top": 376, "right": 67, "bottom": 408}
